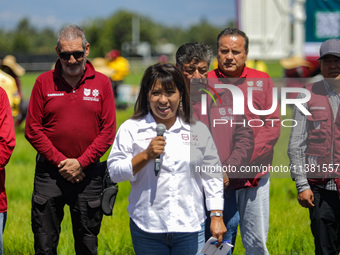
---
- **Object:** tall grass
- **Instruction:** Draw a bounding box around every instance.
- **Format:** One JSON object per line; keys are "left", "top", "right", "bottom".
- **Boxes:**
{"left": 4, "top": 65, "right": 315, "bottom": 254}
{"left": 230, "top": 111, "right": 314, "bottom": 255}
{"left": 5, "top": 106, "right": 135, "bottom": 255}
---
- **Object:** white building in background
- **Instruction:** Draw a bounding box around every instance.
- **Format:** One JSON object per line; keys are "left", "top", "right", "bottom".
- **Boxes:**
{"left": 237, "top": 0, "right": 292, "bottom": 59}
{"left": 237, "top": 0, "right": 340, "bottom": 60}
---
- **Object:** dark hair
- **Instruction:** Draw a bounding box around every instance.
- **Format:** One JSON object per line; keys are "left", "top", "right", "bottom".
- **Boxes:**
{"left": 217, "top": 28, "right": 249, "bottom": 52}
{"left": 175, "top": 42, "right": 213, "bottom": 68}
{"left": 132, "top": 63, "right": 190, "bottom": 123}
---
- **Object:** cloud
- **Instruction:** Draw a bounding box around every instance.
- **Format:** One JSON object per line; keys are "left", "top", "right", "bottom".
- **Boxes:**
{"left": 30, "top": 15, "right": 68, "bottom": 30}
{"left": 0, "top": 11, "right": 20, "bottom": 20}
{"left": 0, "top": 11, "right": 82, "bottom": 31}
{"left": 0, "top": 11, "right": 23, "bottom": 29}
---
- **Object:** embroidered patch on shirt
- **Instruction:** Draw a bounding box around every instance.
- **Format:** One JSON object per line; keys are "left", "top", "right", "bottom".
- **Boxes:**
{"left": 83, "top": 88, "right": 100, "bottom": 102}
{"left": 247, "top": 81, "right": 254, "bottom": 86}
{"left": 47, "top": 93, "right": 64, "bottom": 97}
{"left": 310, "top": 106, "right": 326, "bottom": 110}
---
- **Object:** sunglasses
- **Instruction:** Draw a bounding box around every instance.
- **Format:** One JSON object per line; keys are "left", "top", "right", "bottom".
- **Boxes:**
{"left": 59, "top": 50, "right": 85, "bottom": 61}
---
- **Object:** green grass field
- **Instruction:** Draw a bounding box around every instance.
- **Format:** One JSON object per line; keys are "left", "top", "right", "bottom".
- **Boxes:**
{"left": 3, "top": 65, "right": 315, "bottom": 254}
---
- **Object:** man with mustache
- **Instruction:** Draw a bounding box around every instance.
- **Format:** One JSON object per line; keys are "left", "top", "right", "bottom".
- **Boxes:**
{"left": 176, "top": 42, "right": 254, "bottom": 255}
{"left": 25, "top": 25, "right": 116, "bottom": 254}
{"left": 208, "top": 28, "right": 281, "bottom": 255}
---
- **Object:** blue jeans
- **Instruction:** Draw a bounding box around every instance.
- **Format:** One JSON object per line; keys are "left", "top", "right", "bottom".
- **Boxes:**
{"left": 205, "top": 189, "right": 239, "bottom": 255}
{"left": 236, "top": 176, "right": 270, "bottom": 255}
{"left": 0, "top": 212, "right": 7, "bottom": 255}
{"left": 197, "top": 222, "right": 205, "bottom": 255}
{"left": 130, "top": 219, "right": 202, "bottom": 255}
{"left": 223, "top": 189, "right": 239, "bottom": 254}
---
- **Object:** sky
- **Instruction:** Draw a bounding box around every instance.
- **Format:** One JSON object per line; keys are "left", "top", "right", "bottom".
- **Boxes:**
{"left": 0, "top": 0, "right": 236, "bottom": 31}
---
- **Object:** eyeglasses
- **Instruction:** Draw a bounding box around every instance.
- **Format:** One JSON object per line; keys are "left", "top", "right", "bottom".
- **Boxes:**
{"left": 59, "top": 51, "right": 85, "bottom": 61}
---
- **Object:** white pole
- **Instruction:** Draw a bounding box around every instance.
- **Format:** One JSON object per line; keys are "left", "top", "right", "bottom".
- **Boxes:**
{"left": 292, "top": 0, "right": 306, "bottom": 57}
{"left": 132, "top": 15, "right": 140, "bottom": 46}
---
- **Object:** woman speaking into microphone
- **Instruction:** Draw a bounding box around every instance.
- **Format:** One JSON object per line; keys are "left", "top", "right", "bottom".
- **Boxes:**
{"left": 107, "top": 63, "right": 226, "bottom": 255}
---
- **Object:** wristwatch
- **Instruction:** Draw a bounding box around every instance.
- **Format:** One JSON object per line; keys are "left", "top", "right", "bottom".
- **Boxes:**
{"left": 210, "top": 212, "right": 223, "bottom": 217}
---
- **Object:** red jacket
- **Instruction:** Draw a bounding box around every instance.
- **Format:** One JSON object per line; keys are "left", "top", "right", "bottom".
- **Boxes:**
{"left": 25, "top": 60, "right": 116, "bottom": 168}
{"left": 0, "top": 87, "right": 15, "bottom": 212}
{"left": 304, "top": 81, "right": 340, "bottom": 193}
{"left": 192, "top": 86, "right": 254, "bottom": 189}
{"left": 208, "top": 66, "right": 281, "bottom": 186}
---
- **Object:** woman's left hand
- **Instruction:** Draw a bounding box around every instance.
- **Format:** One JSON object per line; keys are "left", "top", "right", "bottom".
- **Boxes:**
{"left": 210, "top": 214, "right": 227, "bottom": 247}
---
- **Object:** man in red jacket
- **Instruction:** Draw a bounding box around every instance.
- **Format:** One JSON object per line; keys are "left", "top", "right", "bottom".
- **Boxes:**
{"left": 25, "top": 25, "right": 116, "bottom": 254}
{"left": 176, "top": 42, "right": 254, "bottom": 254}
{"left": 208, "top": 28, "right": 280, "bottom": 254}
{"left": 288, "top": 39, "right": 340, "bottom": 255}
{"left": 0, "top": 85, "right": 15, "bottom": 255}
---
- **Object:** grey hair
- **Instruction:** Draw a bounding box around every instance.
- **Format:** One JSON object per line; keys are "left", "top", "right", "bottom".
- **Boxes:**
{"left": 175, "top": 42, "right": 213, "bottom": 68}
{"left": 56, "top": 25, "right": 88, "bottom": 51}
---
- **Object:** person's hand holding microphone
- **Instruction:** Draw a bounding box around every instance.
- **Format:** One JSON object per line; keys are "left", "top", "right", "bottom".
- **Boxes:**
{"left": 132, "top": 123, "right": 166, "bottom": 175}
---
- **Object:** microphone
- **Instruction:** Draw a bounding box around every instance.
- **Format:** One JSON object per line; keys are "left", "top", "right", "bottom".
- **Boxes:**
{"left": 154, "top": 123, "right": 166, "bottom": 176}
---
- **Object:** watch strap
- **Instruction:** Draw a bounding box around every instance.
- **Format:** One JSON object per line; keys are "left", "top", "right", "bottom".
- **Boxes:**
{"left": 210, "top": 212, "right": 223, "bottom": 217}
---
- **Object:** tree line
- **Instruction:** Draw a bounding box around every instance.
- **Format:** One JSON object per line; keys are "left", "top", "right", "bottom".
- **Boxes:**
{"left": 0, "top": 10, "right": 235, "bottom": 58}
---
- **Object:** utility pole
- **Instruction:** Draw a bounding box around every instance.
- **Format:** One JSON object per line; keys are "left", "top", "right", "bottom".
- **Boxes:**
{"left": 132, "top": 15, "right": 140, "bottom": 47}
{"left": 292, "top": 0, "right": 306, "bottom": 57}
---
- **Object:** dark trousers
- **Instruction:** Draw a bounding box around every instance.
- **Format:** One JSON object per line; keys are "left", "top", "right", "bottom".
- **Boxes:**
{"left": 110, "top": 80, "right": 123, "bottom": 99}
{"left": 309, "top": 185, "right": 340, "bottom": 255}
{"left": 32, "top": 160, "right": 105, "bottom": 255}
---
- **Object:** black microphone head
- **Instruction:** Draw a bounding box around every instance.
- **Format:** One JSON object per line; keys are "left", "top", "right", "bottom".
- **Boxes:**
{"left": 156, "top": 123, "right": 166, "bottom": 136}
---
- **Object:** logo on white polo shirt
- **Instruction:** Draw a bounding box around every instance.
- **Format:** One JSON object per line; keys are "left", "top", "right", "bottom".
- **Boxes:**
{"left": 83, "top": 88, "right": 99, "bottom": 102}
{"left": 192, "top": 134, "right": 198, "bottom": 141}
{"left": 182, "top": 134, "right": 189, "bottom": 141}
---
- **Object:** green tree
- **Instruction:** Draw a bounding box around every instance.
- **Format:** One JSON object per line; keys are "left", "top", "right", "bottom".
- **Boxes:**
{"left": 32, "top": 28, "right": 56, "bottom": 54}
{"left": 91, "top": 10, "right": 160, "bottom": 57}
{"left": 0, "top": 29, "right": 11, "bottom": 53}
{"left": 1, "top": 12, "right": 236, "bottom": 59}
{"left": 157, "top": 25, "right": 186, "bottom": 47}
{"left": 11, "top": 18, "right": 35, "bottom": 53}
{"left": 95, "top": 10, "right": 134, "bottom": 56}
{"left": 186, "top": 19, "right": 223, "bottom": 52}
{"left": 84, "top": 19, "right": 106, "bottom": 57}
